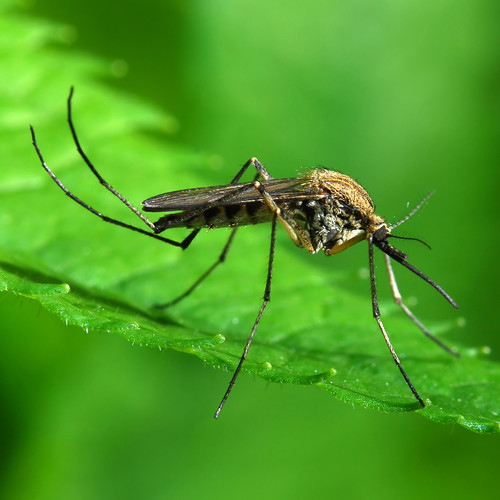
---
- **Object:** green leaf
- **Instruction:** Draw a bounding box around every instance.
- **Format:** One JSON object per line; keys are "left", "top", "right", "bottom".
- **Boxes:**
{"left": 1, "top": 1, "right": 498, "bottom": 433}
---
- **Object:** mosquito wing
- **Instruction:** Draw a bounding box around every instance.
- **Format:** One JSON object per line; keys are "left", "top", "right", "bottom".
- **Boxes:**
{"left": 144, "top": 176, "right": 328, "bottom": 231}
{"left": 142, "top": 176, "right": 323, "bottom": 212}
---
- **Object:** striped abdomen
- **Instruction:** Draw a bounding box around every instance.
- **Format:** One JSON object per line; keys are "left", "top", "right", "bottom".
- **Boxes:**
{"left": 154, "top": 201, "right": 275, "bottom": 231}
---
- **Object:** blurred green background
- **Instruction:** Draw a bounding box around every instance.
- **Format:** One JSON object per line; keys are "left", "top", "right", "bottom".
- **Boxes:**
{"left": 1, "top": 0, "right": 499, "bottom": 498}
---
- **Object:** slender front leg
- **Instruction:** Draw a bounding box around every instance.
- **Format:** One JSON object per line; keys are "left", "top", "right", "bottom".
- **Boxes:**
{"left": 368, "top": 236, "right": 425, "bottom": 408}
{"left": 252, "top": 179, "right": 315, "bottom": 252}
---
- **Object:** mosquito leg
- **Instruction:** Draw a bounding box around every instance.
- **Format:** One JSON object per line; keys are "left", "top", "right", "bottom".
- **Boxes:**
{"left": 368, "top": 237, "right": 425, "bottom": 408}
{"left": 155, "top": 164, "right": 267, "bottom": 301}
{"left": 214, "top": 213, "right": 278, "bottom": 419}
{"left": 157, "top": 159, "right": 273, "bottom": 301}
{"left": 250, "top": 178, "right": 314, "bottom": 252}
{"left": 30, "top": 125, "right": 187, "bottom": 247}
{"left": 383, "top": 254, "right": 459, "bottom": 357}
{"left": 67, "top": 87, "right": 261, "bottom": 251}
{"left": 156, "top": 228, "right": 238, "bottom": 308}
{"left": 231, "top": 157, "right": 274, "bottom": 184}
{"left": 66, "top": 87, "right": 161, "bottom": 232}
{"left": 33, "top": 89, "right": 201, "bottom": 249}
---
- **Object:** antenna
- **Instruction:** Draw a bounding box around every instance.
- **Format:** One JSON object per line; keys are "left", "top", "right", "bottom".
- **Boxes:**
{"left": 390, "top": 191, "right": 435, "bottom": 230}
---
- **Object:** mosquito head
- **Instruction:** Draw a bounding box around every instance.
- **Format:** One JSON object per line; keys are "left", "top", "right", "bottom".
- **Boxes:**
{"left": 371, "top": 223, "right": 407, "bottom": 260}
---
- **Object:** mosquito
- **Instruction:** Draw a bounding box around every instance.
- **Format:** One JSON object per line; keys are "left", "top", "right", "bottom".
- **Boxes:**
{"left": 30, "top": 88, "right": 458, "bottom": 418}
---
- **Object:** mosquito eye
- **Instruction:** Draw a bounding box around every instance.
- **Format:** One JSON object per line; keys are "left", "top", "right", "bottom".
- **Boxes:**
{"left": 373, "top": 226, "right": 388, "bottom": 242}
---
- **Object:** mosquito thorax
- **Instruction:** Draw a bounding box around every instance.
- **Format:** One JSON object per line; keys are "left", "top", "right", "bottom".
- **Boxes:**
{"left": 305, "top": 169, "right": 375, "bottom": 217}
{"left": 302, "top": 169, "right": 387, "bottom": 256}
